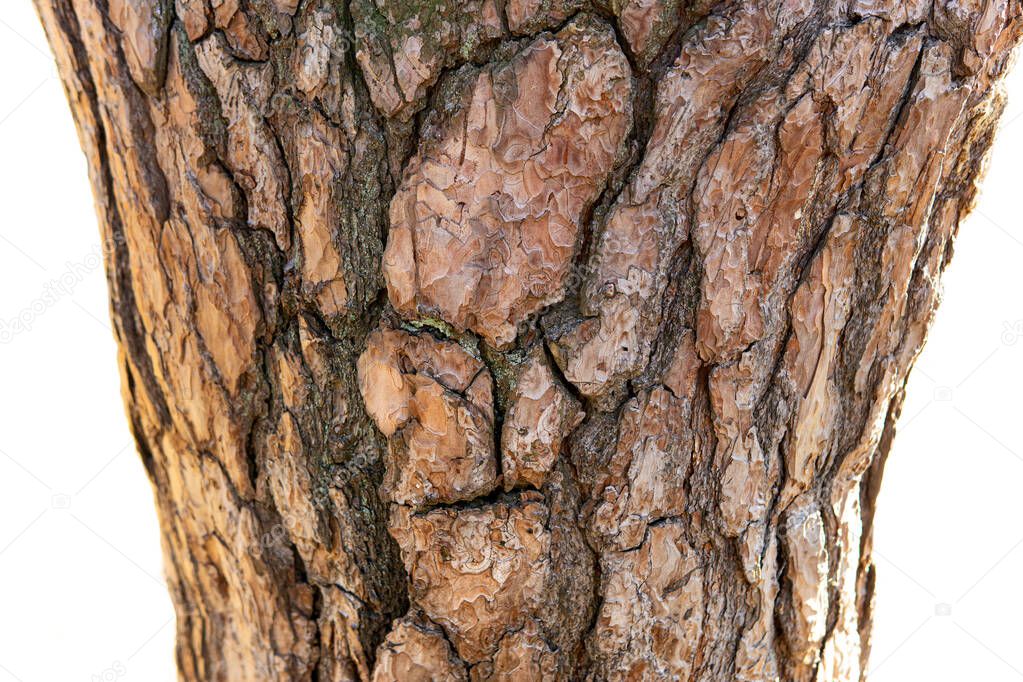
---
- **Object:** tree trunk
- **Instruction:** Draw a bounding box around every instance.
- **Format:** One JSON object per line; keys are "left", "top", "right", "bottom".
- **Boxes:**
{"left": 34, "top": 0, "right": 1022, "bottom": 679}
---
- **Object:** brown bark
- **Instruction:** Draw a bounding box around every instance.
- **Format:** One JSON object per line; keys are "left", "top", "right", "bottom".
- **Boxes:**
{"left": 34, "top": 0, "right": 1022, "bottom": 679}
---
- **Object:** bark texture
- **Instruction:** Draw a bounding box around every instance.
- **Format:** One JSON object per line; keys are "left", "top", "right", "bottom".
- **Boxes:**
{"left": 35, "top": 0, "right": 1022, "bottom": 679}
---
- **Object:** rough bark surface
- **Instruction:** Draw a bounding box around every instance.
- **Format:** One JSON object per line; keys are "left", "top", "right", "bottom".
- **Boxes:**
{"left": 35, "top": 0, "right": 1022, "bottom": 680}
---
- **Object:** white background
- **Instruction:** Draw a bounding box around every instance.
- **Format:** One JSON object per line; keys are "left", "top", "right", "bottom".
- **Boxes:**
{"left": 2, "top": 3, "right": 1022, "bottom": 680}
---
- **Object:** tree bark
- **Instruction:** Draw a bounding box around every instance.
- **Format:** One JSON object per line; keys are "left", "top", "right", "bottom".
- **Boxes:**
{"left": 34, "top": 0, "right": 1022, "bottom": 679}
